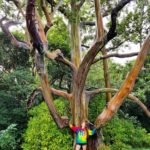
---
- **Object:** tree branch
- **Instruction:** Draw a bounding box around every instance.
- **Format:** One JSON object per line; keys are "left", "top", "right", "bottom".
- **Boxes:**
{"left": 50, "top": 88, "right": 72, "bottom": 101}
{"left": 86, "top": 88, "right": 150, "bottom": 117}
{"left": 106, "top": 0, "right": 132, "bottom": 42}
{"left": 128, "top": 95, "right": 150, "bottom": 117}
{"left": 77, "top": 0, "right": 85, "bottom": 9}
{"left": 95, "top": 32, "right": 150, "bottom": 128}
{"left": 45, "top": 50, "right": 77, "bottom": 72}
{"left": 27, "top": 87, "right": 42, "bottom": 108}
{"left": 0, "top": 18, "right": 31, "bottom": 49}
{"left": 93, "top": 52, "right": 139, "bottom": 64}
{"left": 40, "top": 0, "right": 53, "bottom": 33}
{"left": 27, "top": 87, "right": 71, "bottom": 108}
{"left": 52, "top": 0, "right": 63, "bottom": 17}
{"left": 6, "top": 0, "right": 25, "bottom": 18}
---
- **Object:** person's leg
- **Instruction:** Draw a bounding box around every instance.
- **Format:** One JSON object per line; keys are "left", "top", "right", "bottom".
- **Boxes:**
{"left": 75, "top": 144, "right": 81, "bottom": 150}
{"left": 82, "top": 145, "right": 87, "bottom": 150}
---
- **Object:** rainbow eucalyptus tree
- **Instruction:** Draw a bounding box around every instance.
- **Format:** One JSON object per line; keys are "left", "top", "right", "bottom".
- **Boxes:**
{"left": 1, "top": 0, "right": 150, "bottom": 149}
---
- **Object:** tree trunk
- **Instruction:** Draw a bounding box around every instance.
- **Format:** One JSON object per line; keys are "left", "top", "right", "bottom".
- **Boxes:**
{"left": 87, "top": 129, "right": 103, "bottom": 150}
{"left": 102, "top": 50, "right": 112, "bottom": 101}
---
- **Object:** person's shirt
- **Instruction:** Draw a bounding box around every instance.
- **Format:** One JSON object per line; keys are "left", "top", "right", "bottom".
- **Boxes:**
{"left": 69, "top": 124, "right": 96, "bottom": 144}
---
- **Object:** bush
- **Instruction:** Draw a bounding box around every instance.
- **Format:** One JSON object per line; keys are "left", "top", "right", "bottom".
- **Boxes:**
{"left": 22, "top": 99, "right": 72, "bottom": 150}
{"left": 103, "top": 116, "right": 150, "bottom": 150}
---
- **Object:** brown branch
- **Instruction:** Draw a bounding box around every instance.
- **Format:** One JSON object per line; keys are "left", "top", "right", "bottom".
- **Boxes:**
{"left": 86, "top": 88, "right": 118, "bottom": 99}
{"left": 52, "top": 0, "right": 63, "bottom": 17}
{"left": 27, "top": 87, "right": 71, "bottom": 108}
{"left": 86, "top": 88, "right": 150, "bottom": 117}
{"left": 128, "top": 95, "right": 150, "bottom": 117}
{"left": 45, "top": 50, "right": 77, "bottom": 72}
{"left": 40, "top": 0, "right": 53, "bottom": 33}
{"left": 6, "top": 0, "right": 25, "bottom": 18}
{"left": 50, "top": 88, "right": 72, "bottom": 101}
{"left": 93, "top": 52, "right": 139, "bottom": 64}
{"left": 27, "top": 87, "right": 42, "bottom": 108}
{"left": 106, "top": 0, "right": 132, "bottom": 42}
{"left": 0, "top": 18, "right": 31, "bottom": 49}
{"left": 77, "top": 0, "right": 85, "bottom": 8}
{"left": 95, "top": 32, "right": 150, "bottom": 128}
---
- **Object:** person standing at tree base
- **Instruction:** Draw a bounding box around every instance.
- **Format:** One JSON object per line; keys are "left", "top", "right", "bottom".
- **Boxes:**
{"left": 70, "top": 120, "right": 96, "bottom": 150}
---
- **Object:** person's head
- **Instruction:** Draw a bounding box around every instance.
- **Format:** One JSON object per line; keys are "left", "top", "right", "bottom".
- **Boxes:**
{"left": 81, "top": 120, "right": 87, "bottom": 129}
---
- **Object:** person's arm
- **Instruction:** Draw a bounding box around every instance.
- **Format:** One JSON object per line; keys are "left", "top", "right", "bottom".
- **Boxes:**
{"left": 88, "top": 128, "right": 96, "bottom": 136}
{"left": 69, "top": 124, "right": 78, "bottom": 132}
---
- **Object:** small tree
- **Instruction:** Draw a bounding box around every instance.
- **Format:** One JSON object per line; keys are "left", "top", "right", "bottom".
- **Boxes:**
{"left": 0, "top": 0, "right": 150, "bottom": 149}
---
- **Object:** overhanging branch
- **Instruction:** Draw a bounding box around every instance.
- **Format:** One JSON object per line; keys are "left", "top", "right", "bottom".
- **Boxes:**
{"left": 93, "top": 52, "right": 139, "bottom": 64}
{"left": 45, "top": 50, "right": 77, "bottom": 72}
{"left": 106, "top": 0, "right": 132, "bottom": 42}
{"left": 0, "top": 18, "right": 31, "bottom": 49}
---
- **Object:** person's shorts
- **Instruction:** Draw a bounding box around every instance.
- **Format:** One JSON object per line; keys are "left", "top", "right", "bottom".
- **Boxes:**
{"left": 76, "top": 143, "right": 87, "bottom": 146}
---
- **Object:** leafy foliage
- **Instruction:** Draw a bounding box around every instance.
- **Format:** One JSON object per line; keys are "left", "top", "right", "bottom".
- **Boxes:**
{"left": 0, "top": 124, "right": 18, "bottom": 150}
{"left": 22, "top": 99, "right": 72, "bottom": 150}
{"left": 0, "top": 67, "right": 37, "bottom": 149}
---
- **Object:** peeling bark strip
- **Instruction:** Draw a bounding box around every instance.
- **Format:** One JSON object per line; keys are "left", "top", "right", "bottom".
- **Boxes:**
{"left": 26, "top": 0, "right": 44, "bottom": 55}
{"left": 95, "top": 33, "right": 150, "bottom": 128}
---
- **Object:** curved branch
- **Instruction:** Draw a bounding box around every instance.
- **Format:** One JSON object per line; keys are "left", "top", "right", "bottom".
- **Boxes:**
{"left": 50, "top": 88, "right": 72, "bottom": 101}
{"left": 77, "top": 0, "right": 85, "bottom": 9}
{"left": 86, "top": 88, "right": 150, "bottom": 118}
{"left": 106, "top": 0, "right": 132, "bottom": 42}
{"left": 52, "top": 0, "right": 63, "bottom": 17}
{"left": 45, "top": 50, "right": 77, "bottom": 72}
{"left": 7, "top": 0, "right": 25, "bottom": 18}
{"left": 0, "top": 18, "right": 31, "bottom": 49}
{"left": 93, "top": 52, "right": 139, "bottom": 64}
{"left": 128, "top": 95, "right": 150, "bottom": 117}
{"left": 27, "top": 87, "right": 42, "bottom": 108}
{"left": 27, "top": 87, "right": 71, "bottom": 108}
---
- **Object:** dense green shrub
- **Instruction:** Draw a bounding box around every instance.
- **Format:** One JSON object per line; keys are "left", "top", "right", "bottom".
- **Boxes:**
{"left": 22, "top": 99, "right": 72, "bottom": 150}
